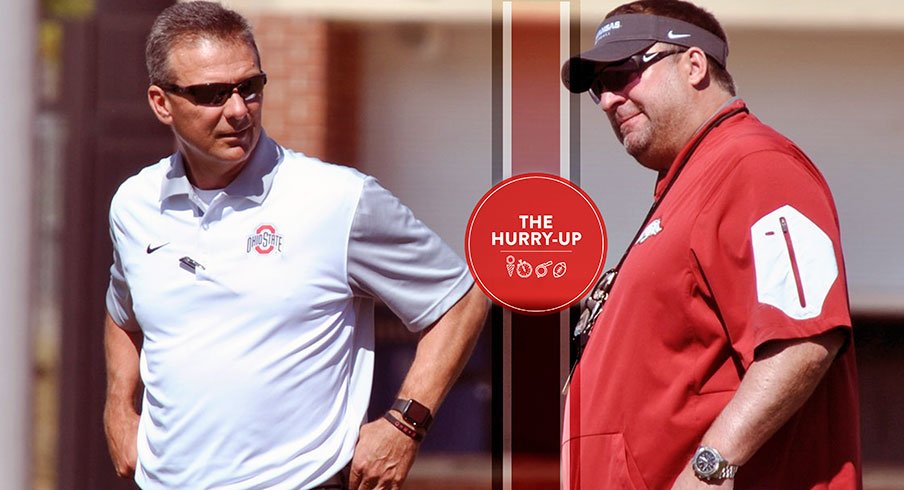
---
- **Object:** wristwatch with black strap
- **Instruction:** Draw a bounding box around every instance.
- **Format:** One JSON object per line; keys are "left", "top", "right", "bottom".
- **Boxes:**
{"left": 384, "top": 398, "right": 434, "bottom": 442}
{"left": 390, "top": 398, "right": 434, "bottom": 431}
{"left": 691, "top": 446, "right": 739, "bottom": 481}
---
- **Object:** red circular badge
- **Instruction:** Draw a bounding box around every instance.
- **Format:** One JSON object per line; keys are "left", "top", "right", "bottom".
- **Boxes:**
{"left": 465, "top": 173, "right": 607, "bottom": 314}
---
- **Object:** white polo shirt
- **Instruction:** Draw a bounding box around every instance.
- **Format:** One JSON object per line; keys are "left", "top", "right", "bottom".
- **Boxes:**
{"left": 106, "top": 133, "right": 473, "bottom": 489}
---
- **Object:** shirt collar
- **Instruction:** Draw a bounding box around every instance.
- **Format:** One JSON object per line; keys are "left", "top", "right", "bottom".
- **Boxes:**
{"left": 159, "top": 130, "right": 282, "bottom": 206}
{"left": 653, "top": 97, "right": 746, "bottom": 199}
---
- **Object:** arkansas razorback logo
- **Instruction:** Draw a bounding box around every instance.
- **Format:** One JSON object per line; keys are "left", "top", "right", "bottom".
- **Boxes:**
{"left": 247, "top": 224, "right": 284, "bottom": 255}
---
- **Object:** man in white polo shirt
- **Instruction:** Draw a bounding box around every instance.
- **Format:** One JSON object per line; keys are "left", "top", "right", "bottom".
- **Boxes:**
{"left": 102, "top": 2, "right": 488, "bottom": 489}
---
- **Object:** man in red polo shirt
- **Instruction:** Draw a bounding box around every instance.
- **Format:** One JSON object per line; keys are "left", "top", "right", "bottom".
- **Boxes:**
{"left": 560, "top": 1, "right": 860, "bottom": 488}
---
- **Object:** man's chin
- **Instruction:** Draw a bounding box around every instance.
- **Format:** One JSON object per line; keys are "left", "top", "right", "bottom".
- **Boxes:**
{"left": 218, "top": 146, "right": 251, "bottom": 161}
{"left": 623, "top": 137, "right": 646, "bottom": 159}
{"left": 218, "top": 135, "right": 259, "bottom": 161}
{"left": 622, "top": 140, "right": 662, "bottom": 170}
{"left": 208, "top": 146, "right": 254, "bottom": 171}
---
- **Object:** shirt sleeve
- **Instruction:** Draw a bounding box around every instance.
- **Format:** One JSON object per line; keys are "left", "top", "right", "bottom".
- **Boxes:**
{"left": 347, "top": 177, "right": 474, "bottom": 331}
{"left": 105, "top": 207, "right": 138, "bottom": 331}
{"left": 691, "top": 148, "right": 851, "bottom": 367}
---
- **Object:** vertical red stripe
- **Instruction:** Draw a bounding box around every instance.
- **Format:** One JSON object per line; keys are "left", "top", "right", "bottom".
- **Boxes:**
{"left": 511, "top": 3, "right": 561, "bottom": 175}
{"left": 510, "top": 2, "right": 563, "bottom": 489}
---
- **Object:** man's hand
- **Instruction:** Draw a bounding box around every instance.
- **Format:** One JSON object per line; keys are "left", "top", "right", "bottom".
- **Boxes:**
{"left": 670, "top": 464, "right": 734, "bottom": 490}
{"left": 103, "top": 407, "right": 139, "bottom": 478}
{"left": 348, "top": 285, "right": 487, "bottom": 489}
{"left": 349, "top": 417, "right": 420, "bottom": 490}
{"left": 103, "top": 313, "right": 143, "bottom": 478}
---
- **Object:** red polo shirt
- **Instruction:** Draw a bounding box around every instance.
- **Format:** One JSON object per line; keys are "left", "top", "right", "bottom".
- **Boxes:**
{"left": 563, "top": 100, "right": 860, "bottom": 489}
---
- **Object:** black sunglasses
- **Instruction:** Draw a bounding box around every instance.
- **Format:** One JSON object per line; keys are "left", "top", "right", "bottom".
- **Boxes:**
{"left": 589, "top": 49, "right": 685, "bottom": 104}
{"left": 162, "top": 72, "right": 268, "bottom": 107}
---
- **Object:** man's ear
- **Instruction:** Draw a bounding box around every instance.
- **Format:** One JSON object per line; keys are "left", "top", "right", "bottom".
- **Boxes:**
{"left": 148, "top": 85, "right": 173, "bottom": 125}
{"left": 685, "top": 47, "right": 709, "bottom": 88}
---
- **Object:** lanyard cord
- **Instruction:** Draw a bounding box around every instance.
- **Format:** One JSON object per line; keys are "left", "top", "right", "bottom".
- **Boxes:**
{"left": 610, "top": 105, "right": 748, "bottom": 280}
{"left": 570, "top": 104, "right": 750, "bottom": 367}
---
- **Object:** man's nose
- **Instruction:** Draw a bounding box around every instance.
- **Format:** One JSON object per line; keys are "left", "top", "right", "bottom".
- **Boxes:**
{"left": 223, "top": 91, "right": 250, "bottom": 118}
{"left": 599, "top": 90, "right": 625, "bottom": 113}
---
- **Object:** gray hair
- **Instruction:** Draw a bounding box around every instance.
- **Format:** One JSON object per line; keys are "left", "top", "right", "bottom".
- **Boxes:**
{"left": 145, "top": 1, "right": 261, "bottom": 86}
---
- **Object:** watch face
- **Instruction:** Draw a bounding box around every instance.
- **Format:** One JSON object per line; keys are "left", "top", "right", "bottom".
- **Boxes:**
{"left": 693, "top": 449, "right": 719, "bottom": 477}
{"left": 403, "top": 400, "right": 431, "bottom": 426}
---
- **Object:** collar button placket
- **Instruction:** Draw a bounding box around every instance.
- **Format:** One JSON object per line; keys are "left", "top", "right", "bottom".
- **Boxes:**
{"left": 194, "top": 204, "right": 214, "bottom": 278}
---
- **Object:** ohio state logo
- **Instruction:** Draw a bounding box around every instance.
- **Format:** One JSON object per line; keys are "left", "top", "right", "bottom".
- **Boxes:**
{"left": 247, "top": 224, "right": 284, "bottom": 255}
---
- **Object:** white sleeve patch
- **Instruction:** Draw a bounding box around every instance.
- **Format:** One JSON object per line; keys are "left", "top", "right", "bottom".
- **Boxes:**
{"left": 750, "top": 204, "right": 838, "bottom": 320}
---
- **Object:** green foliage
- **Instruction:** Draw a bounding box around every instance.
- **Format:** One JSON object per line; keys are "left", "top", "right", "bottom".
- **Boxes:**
{"left": 43, "top": 0, "right": 95, "bottom": 20}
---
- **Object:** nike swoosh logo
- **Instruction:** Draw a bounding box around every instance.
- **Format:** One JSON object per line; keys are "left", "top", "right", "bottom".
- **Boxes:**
{"left": 642, "top": 52, "right": 658, "bottom": 62}
{"left": 667, "top": 30, "right": 691, "bottom": 39}
{"left": 146, "top": 242, "right": 169, "bottom": 254}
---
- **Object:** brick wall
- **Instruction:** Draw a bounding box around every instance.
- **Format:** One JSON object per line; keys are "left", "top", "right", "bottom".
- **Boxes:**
{"left": 248, "top": 15, "right": 359, "bottom": 167}
{"left": 323, "top": 23, "right": 360, "bottom": 168}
